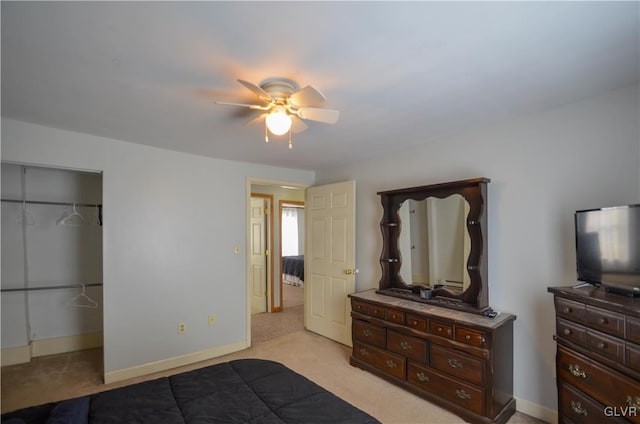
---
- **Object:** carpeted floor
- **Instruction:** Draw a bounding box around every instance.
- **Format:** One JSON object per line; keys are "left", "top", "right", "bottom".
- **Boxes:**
{"left": 1, "top": 283, "right": 547, "bottom": 423}
{"left": 251, "top": 283, "right": 304, "bottom": 344}
{"left": 1, "top": 331, "right": 546, "bottom": 423}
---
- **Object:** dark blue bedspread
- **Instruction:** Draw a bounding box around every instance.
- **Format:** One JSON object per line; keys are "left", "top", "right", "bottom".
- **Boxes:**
{"left": 282, "top": 255, "right": 304, "bottom": 281}
{"left": 1, "top": 359, "right": 378, "bottom": 424}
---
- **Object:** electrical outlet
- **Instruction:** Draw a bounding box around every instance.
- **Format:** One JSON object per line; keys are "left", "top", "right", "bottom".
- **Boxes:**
{"left": 179, "top": 322, "right": 186, "bottom": 334}
{"left": 208, "top": 313, "right": 216, "bottom": 326}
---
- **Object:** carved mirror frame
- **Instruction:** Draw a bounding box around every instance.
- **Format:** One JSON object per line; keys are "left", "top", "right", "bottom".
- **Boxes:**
{"left": 377, "top": 177, "right": 490, "bottom": 314}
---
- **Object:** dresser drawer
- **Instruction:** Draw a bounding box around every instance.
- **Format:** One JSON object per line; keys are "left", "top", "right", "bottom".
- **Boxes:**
{"left": 387, "top": 330, "right": 428, "bottom": 363}
{"left": 353, "top": 319, "right": 386, "bottom": 348}
{"left": 454, "top": 326, "right": 487, "bottom": 348}
{"left": 586, "top": 329, "right": 624, "bottom": 364}
{"left": 430, "top": 343, "right": 485, "bottom": 386}
{"left": 352, "top": 300, "right": 369, "bottom": 315}
{"left": 406, "top": 314, "right": 428, "bottom": 332}
{"left": 386, "top": 308, "right": 405, "bottom": 325}
{"left": 369, "top": 304, "right": 385, "bottom": 319}
{"left": 560, "top": 382, "right": 627, "bottom": 424}
{"left": 557, "top": 346, "right": 640, "bottom": 423}
{"left": 557, "top": 318, "right": 587, "bottom": 347}
{"left": 627, "top": 317, "right": 640, "bottom": 344}
{"left": 353, "top": 342, "right": 406, "bottom": 380}
{"left": 626, "top": 343, "right": 640, "bottom": 372}
{"left": 556, "top": 297, "right": 586, "bottom": 324}
{"left": 408, "top": 362, "right": 485, "bottom": 416}
{"left": 587, "top": 305, "right": 625, "bottom": 338}
{"left": 429, "top": 320, "right": 453, "bottom": 339}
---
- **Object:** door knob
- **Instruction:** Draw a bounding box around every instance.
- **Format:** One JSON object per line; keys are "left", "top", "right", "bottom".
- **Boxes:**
{"left": 345, "top": 269, "right": 360, "bottom": 275}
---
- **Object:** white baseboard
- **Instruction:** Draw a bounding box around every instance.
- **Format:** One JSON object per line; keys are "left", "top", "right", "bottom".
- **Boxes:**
{"left": 31, "top": 332, "right": 103, "bottom": 357}
{"left": 2, "top": 333, "right": 103, "bottom": 366}
{"left": 516, "top": 396, "right": 557, "bottom": 424}
{"left": 104, "top": 340, "right": 249, "bottom": 384}
{"left": 1, "top": 345, "right": 31, "bottom": 366}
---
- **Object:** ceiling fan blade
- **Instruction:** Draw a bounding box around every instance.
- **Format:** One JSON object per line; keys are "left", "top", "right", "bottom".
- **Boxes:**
{"left": 215, "top": 101, "right": 269, "bottom": 110}
{"left": 291, "top": 115, "right": 308, "bottom": 134}
{"left": 245, "top": 113, "right": 268, "bottom": 126}
{"left": 237, "top": 79, "right": 273, "bottom": 103}
{"left": 297, "top": 107, "right": 340, "bottom": 124}
{"left": 289, "top": 85, "right": 326, "bottom": 107}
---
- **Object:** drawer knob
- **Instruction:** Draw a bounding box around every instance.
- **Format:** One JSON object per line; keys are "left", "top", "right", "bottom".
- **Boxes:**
{"left": 437, "top": 327, "right": 443, "bottom": 332}
{"left": 386, "top": 360, "right": 397, "bottom": 369}
{"left": 359, "top": 348, "right": 369, "bottom": 357}
{"left": 363, "top": 329, "right": 372, "bottom": 337}
{"left": 400, "top": 341, "right": 412, "bottom": 350}
{"left": 568, "top": 364, "right": 587, "bottom": 378}
{"left": 480, "top": 337, "right": 486, "bottom": 344}
{"left": 627, "top": 396, "right": 640, "bottom": 408}
{"left": 392, "top": 314, "right": 397, "bottom": 319}
{"left": 373, "top": 310, "right": 379, "bottom": 315}
{"left": 411, "top": 320, "right": 418, "bottom": 326}
{"left": 456, "top": 389, "right": 471, "bottom": 400}
{"left": 563, "top": 307, "right": 572, "bottom": 314}
{"left": 599, "top": 317, "right": 608, "bottom": 324}
{"left": 465, "top": 335, "right": 471, "bottom": 341}
{"left": 570, "top": 400, "right": 587, "bottom": 416}
{"left": 563, "top": 328, "right": 571, "bottom": 336}
{"left": 596, "top": 342, "right": 606, "bottom": 350}
{"left": 448, "top": 359, "right": 463, "bottom": 369}
{"left": 416, "top": 372, "right": 429, "bottom": 382}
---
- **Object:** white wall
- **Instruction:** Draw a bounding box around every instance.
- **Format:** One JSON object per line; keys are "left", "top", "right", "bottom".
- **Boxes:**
{"left": 1, "top": 118, "right": 315, "bottom": 375}
{"left": 316, "top": 84, "right": 640, "bottom": 414}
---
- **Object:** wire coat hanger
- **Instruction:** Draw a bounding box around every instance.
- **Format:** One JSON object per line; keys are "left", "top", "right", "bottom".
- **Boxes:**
{"left": 18, "top": 200, "right": 36, "bottom": 225}
{"left": 57, "top": 203, "right": 86, "bottom": 226}
{"left": 67, "top": 284, "right": 98, "bottom": 308}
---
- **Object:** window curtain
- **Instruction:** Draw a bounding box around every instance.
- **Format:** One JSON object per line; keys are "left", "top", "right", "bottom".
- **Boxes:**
{"left": 282, "top": 207, "right": 300, "bottom": 256}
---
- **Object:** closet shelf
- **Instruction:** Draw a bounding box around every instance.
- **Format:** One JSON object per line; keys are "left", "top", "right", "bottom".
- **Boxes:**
{"left": 1, "top": 198, "right": 101, "bottom": 208}
{"left": 1, "top": 283, "right": 103, "bottom": 293}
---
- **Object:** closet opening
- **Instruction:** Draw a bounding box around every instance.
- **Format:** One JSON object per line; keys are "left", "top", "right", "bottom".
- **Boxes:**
{"left": 1, "top": 163, "right": 104, "bottom": 380}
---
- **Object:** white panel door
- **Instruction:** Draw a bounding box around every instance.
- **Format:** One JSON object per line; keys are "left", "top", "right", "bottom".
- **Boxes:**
{"left": 305, "top": 180, "right": 356, "bottom": 346}
{"left": 250, "top": 197, "right": 267, "bottom": 314}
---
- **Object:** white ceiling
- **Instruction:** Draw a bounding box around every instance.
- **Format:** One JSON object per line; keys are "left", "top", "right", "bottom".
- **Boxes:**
{"left": 2, "top": 2, "right": 639, "bottom": 171}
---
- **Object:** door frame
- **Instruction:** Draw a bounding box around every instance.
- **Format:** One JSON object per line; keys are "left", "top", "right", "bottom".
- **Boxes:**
{"left": 250, "top": 193, "right": 274, "bottom": 313}
{"left": 279, "top": 200, "right": 305, "bottom": 310}
{"left": 246, "top": 178, "right": 309, "bottom": 346}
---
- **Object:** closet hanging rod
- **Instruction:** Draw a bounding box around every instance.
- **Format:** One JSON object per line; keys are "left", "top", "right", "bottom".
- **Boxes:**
{"left": 0, "top": 198, "right": 102, "bottom": 208}
{"left": 1, "top": 283, "right": 103, "bottom": 293}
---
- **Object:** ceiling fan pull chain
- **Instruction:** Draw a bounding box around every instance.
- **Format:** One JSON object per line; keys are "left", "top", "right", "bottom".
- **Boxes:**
{"left": 288, "top": 127, "right": 293, "bottom": 149}
{"left": 264, "top": 121, "right": 269, "bottom": 143}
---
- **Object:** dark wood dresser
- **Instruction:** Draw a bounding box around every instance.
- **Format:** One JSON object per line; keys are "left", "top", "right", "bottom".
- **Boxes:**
{"left": 349, "top": 289, "right": 516, "bottom": 424}
{"left": 548, "top": 286, "right": 640, "bottom": 423}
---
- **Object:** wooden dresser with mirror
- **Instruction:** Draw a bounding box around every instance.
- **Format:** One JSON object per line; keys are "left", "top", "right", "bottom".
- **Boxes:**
{"left": 349, "top": 178, "right": 516, "bottom": 424}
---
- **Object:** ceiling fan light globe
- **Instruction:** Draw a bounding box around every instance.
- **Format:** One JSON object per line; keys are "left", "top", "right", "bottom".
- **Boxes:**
{"left": 266, "top": 109, "right": 292, "bottom": 136}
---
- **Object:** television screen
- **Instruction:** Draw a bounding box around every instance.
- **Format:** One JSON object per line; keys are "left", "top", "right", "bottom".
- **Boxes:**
{"left": 575, "top": 204, "right": 640, "bottom": 295}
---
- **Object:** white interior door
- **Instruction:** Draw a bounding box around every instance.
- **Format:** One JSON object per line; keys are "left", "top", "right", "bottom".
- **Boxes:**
{"left": 305, "top": 180, "right": 356, "bottom": 346}
{"left": 250, "top": 197, "right": 267, "bottom": 314}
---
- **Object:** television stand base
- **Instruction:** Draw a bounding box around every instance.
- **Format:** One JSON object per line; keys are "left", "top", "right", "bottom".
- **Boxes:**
{"left": 604, "top": 286, "right": 640, "bottom": 297}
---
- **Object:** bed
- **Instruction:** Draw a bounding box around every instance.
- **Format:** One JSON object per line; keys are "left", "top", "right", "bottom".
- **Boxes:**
{"left": 282, "top": 255, "right": 304, "bottom": 286}
{"left": 1, "top": 359, "right": 378, "bottom": 424}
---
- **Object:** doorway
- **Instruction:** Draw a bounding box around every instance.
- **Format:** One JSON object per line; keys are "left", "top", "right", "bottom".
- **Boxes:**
{"left": 248, "top": 181, "right": 306, "bottom": 345}
{"left": 280, "top": 201, "right": 304, "bottom": 311}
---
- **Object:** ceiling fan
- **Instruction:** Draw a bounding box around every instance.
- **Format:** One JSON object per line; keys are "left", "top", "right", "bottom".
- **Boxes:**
{"left": 215, "top": 78, "right": 339, "bottom": 149}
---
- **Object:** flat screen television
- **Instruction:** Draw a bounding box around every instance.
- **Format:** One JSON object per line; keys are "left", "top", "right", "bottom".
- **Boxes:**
{"left": 575, "top": 204, "right": 640, "bottom": 296}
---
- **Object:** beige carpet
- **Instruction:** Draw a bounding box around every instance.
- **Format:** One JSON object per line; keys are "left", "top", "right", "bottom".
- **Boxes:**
{"left": 1, "top": 329, "right": 545, "bottom": 423}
